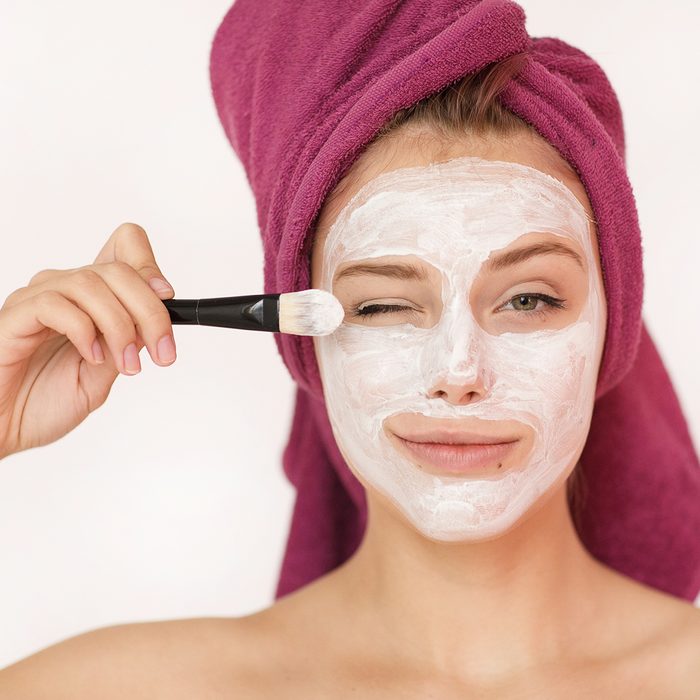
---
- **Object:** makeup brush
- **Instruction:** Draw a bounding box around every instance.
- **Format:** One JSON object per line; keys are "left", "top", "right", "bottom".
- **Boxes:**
{"left": 161, "top": 289, "right": 344, "bottom": 336}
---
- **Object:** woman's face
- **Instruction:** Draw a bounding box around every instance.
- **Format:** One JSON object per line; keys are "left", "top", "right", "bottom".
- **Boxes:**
{"left": 311, "top": 129, "right": 607, "bottom": 541}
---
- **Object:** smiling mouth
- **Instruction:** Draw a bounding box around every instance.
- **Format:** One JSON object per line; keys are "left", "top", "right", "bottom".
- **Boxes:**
{"left": 393, "top": 434, "right": 518, "bottom": 475}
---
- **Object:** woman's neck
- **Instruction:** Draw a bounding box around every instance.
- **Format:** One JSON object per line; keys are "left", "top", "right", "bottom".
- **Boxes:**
{"left": 332, "top": 484, "right": 616, "bottom": 681}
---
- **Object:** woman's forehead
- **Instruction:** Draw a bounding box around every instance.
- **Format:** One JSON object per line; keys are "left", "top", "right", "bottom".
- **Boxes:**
{"left": 311, "top": 141, "right": 601, "bottom": 288}
{"left": 322, "top": 157, "right": 592, "bottom": 267}
{"left": 314, "top": 129, "right": 595, "bottom": 243}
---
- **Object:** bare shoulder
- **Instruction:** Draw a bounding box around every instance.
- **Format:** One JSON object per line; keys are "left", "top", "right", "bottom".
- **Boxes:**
{"left": 619, "top": 582, "right": 700, "bottom": 696}
{"left": 663, "top": 602, "right": 700, "bottom": 685}
{"left": 0, "top": 616, "right": 249, "bottom": 700}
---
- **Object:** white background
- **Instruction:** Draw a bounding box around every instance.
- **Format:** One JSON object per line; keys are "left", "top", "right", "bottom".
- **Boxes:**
{"left": 1, "top": 0, "right": 698, "bottom": 667}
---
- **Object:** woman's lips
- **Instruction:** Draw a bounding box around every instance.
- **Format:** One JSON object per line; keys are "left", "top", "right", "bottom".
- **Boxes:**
{"left": 395, "top": 435, "right": 517, "bottom": 475}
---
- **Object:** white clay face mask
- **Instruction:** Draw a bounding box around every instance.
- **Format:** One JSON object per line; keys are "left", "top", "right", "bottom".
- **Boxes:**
{"left": 315, "top": 156, "right": 606, "bottom": 541}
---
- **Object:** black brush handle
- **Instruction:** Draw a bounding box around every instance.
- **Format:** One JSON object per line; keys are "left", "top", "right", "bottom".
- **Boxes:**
{"left": 162, "top": 294, "right": 281, "bottom": 332}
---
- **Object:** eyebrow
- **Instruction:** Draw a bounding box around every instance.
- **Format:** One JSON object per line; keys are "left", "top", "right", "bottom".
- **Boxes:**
{"left": 333, "top": 240, "right": 584, "bottom": 283}
{"left": 334, "top": 261, "right": 428, "bottom": 283}
{"left": 486, "top": 241, "right": 584, "bottom": 272}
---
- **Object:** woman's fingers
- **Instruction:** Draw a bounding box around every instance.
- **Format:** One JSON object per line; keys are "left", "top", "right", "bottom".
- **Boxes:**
{"left": 87, "top": 262, "right": 176, "bottom": 368}
{"left": 4, "top": 264, "right": 176, "bottom": 373}
{"left": 0, "top": 290, "right": 103, "bottom": 369}
{"left": 3, "top": 223, "right": 177, "bottom": 373}
{"left": 0, "top": 221, "right": 178, "bottom": 460}
{"left": 67, "top": 265, "right": 175, "bottom": 372}
{"left": 93, "top": 222, "right": 174, "bottom": 298}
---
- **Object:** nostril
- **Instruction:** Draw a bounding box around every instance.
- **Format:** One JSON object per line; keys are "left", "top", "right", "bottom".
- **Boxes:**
{"left": 429, "top": 384, "right": 485, "bottom": 406}
{"left": 429, "top": 388, "right": 447, "bottom": 399}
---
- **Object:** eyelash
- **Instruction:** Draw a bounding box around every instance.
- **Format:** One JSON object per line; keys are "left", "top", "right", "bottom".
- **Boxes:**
{"left": 352, "top": 303, "right": 417, "bottom": 319}
{"left": 499, "top": 293, "right": 566, "bottom": 319}
{"left": 351, "top": 293, "right": 566, "bottom": 320}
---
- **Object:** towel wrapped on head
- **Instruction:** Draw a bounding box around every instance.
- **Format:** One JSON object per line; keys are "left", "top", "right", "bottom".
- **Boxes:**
{"left": 209, "top": 0, "right": 700, "bottom": 602}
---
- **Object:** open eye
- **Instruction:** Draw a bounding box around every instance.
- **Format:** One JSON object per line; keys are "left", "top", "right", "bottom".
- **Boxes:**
{"left": 497, "top": 293, "right": 566, "bottom": 319}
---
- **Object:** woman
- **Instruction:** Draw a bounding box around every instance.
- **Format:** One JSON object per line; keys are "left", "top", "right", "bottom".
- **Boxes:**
{"left": 1, "top": 0, "right": 699, "bottom": 696}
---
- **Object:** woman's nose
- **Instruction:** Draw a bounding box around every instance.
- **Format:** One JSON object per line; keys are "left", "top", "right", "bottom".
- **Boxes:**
{"left": 427, "top": 373, "right": 488, "bottom": 406}
{"left": 424, "top": 300, "right": 491, "bottom": 405}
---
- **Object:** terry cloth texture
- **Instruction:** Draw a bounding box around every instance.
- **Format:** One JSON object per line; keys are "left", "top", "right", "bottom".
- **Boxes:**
{"left": 209, "top": 0, "right": 700, "bottom": 602}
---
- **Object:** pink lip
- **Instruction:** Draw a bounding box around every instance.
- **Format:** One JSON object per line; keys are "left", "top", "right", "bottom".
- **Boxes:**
{"left": 394, "top": 435, "right": 517, "bottom": 475}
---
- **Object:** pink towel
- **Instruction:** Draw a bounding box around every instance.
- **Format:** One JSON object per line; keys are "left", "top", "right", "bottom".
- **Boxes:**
{"left": 209, "top": 0, "right": 700, "bottom": 601}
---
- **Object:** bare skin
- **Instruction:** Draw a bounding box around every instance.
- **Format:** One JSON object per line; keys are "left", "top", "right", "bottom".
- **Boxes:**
{"left": 226, "top": 127, "right": 700, "bottom": 696}
{"left": 1, "top": 129, "right": 699, "bottom": 698}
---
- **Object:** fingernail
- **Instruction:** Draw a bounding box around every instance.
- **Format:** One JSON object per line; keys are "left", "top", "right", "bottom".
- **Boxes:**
{"left": 148, "top": 277, "right": 174, "bottom": 298}
{"left": 123, "top": 342, "right": 141, "bottom": 374}
{"left": 92, "top": 338, "right": 105, "bottom": 363}
{"left": 156, "top": 333, "right": 176, "bottom": 365}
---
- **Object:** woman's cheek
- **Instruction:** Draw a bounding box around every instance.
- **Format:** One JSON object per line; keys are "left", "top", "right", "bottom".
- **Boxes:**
{"left": 490, "top": 324, "right": 590, "bottom": 397}
{"left": 331, "top": 324, "right": 426, "bottom": 407}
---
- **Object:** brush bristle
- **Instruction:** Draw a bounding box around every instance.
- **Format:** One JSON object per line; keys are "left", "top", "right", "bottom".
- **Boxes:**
{"left": 278, "top": 289, "right": 345, "bottom": 336}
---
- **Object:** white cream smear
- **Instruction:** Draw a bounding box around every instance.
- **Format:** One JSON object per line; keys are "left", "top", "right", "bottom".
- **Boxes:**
{"left": 315, "top": 156, "right": 606, "bottom": 540}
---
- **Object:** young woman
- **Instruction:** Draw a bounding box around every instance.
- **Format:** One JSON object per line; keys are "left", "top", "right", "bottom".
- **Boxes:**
{"left": 1, "top": 0, "right": 699, "bottom": 697}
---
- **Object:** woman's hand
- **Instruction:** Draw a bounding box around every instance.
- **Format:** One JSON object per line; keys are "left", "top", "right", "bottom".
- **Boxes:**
{"left": 0, "top": 222, "right": 177, "bottom": 460}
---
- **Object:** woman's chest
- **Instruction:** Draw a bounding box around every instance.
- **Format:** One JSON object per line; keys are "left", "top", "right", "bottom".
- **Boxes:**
{"left": 208, "top": 649, "right": 698, "bottom": 700}
{"left": 192, "top": 610, "right": 700, "bottom": 700}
